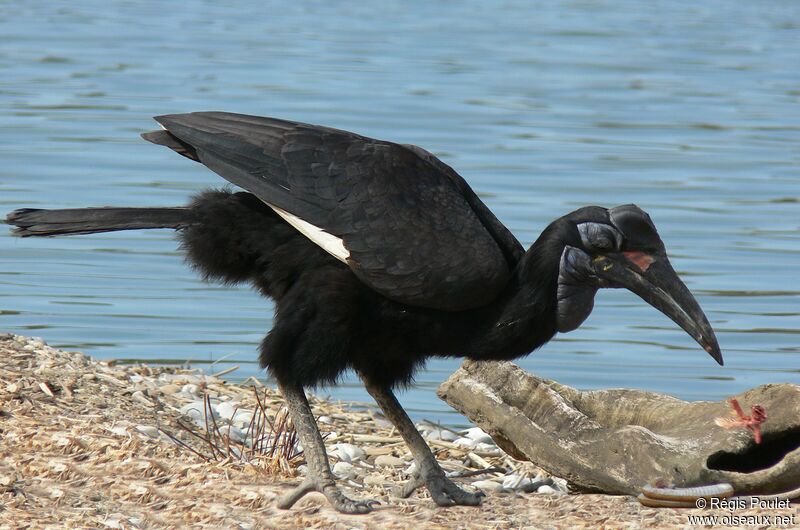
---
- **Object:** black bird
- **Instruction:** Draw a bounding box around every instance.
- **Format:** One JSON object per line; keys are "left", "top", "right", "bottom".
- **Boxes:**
{"left": 6, "top": 112, "right": 723, "bottom": 513}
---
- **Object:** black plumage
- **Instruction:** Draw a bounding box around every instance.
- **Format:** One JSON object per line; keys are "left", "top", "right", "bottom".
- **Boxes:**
{"left": 6, "top": 112, "right": 722, "bottom": 513}
{"left": 179, "top": 187, "right": 553, "bottom": 389}
{"left": 154, "top": 112, "right": 519, "bottom": 311}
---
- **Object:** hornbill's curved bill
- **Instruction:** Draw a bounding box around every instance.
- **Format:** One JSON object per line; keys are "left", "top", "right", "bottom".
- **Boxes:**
{"left": 593, "top": 252, "right": 722, "bottom": 365}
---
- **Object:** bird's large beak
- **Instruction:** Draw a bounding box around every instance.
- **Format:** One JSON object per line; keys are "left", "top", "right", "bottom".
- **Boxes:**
{"left": 592, "top": 252, "right": 723, "bottom": 365}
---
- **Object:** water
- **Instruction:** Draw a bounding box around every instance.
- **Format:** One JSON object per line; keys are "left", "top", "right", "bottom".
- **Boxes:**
{"left": 1, "top": 1, "right": 798, "bottom": 426}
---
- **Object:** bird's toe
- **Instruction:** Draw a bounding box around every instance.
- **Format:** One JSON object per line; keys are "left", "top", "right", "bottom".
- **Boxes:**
{"left": 426, "top": 475, "right": 484, "bottom": 507}
{"left": 445, "top": 482, "right": 484, "bottom": 506}
{"left": 393, "top": 472, "right": 425, "bottom": 498}
{"left": 327, "top": 489, "right": 380, "bottom": 514}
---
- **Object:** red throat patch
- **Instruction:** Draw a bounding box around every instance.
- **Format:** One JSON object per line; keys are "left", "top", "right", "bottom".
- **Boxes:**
{"left": 623, "top": 251, "right": 655, "bottom": 272}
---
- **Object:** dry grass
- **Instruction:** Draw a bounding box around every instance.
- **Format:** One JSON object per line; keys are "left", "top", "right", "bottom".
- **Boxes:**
{"left": 166, "top": 388, "right": 302, "bottom": 476}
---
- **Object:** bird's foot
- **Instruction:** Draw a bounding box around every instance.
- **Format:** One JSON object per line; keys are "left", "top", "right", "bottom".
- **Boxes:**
{"left": 278, "top": 477, "right": 380, "bottom": 514}
{"left": 395, "top": 468, "right": 484, "bottom": 507}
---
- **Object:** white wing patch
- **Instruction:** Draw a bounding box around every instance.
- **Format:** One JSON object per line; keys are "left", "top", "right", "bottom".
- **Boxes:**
{"left": 266, "top": 203, "right": 350, "bottom": 262}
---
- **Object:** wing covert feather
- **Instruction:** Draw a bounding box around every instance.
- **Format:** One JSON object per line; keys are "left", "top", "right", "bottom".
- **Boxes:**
{"left": 152, "top": 112, "right": 518, "bottom": 310}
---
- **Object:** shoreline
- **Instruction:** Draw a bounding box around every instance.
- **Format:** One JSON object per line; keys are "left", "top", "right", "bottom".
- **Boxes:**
{"left": 1, "top": 333, "right": 796, "bottom": 529}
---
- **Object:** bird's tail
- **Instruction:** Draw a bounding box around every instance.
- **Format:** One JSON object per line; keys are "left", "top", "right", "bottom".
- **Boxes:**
{"left": 5, "top": 206, "right": 195, "bottom": 237}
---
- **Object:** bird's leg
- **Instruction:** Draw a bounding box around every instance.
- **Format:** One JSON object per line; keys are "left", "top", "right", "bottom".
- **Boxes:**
{"left": 363, "top": 380, "right": 484, "bottom": 507}
{"left": 276, "top": 381, "right": 379, "bottom": 513}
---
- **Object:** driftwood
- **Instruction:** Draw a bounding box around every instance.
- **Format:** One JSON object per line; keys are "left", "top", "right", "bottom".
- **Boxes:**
{"left": 438, "top": 360, "right": 800, "bottom": 495}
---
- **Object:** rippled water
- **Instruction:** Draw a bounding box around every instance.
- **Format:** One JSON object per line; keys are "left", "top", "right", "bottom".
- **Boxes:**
{"left": 2, "top": 1, "right": 799, "bottom": 425}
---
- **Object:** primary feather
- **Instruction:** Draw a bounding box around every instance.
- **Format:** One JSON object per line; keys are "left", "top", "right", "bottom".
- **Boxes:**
{"left": 147, "top": 112, "right": 521, "bottom": 310}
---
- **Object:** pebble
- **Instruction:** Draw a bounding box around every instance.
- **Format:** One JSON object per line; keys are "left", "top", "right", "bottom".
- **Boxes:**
{"left": 159, "top": 384, "right": 181, "bottom": 395}
{"left": 425, "top": 429, "right": 459, "bottom": 442}
{"left": 159, "top": 374, "right": 202, "bottom": 384}
{"left": 461, "top": 427, "right": 494, "bottom": 444}
{"left": 332, "top": 461, "right": 357, "bottom": 480}
{"left": 49, "top": 462, "right": 68, "bottom": 474}
{"left": 415, "top": 422, "right": 434, "bottom": 434}
{"left": 215, "top": 401, "right": 239, "bottom": 421}
{"left": 181, "top": 384, "right": 200, "bottom": 396}
{"left": 318, "top": 415, "right": 333, "bottom": 424}
{"left": 231, "top": 410, "right": 254, "bottom": 429}
{"left": 474, "top": 442, "right": 499, "bottom": 453}
{"left": 226, "top": 425, "right": 247, "bottom": 443}
{"left": 472, "top": 479, "right": 504, "bottom": 492}
{"left": 537, "top": 485, "right": 560, "bottom": 495}
{"left": 362, "top": 473, "right": 385, "bottom": 487}
{"left": 453, "top": 437, "right": 478, "bottom": 449}
{"left": 180, "top": 401, "right": 213, "bottom": 423}
{"left": 102, "top": 518, "right": 123, "bottom": 529}
{"left": 551, "top": 477, "right": 569, "bottom": 492}
{"left": 131, "top": 391, "right": 153, "bottom": 406}
{"left": 374, "top": 455, "right": 404, "bottom": 467}
{"left": 502, "top": 474, "right": 533, "bottom": 490}
{"left": 135, "top": 425, "right": 160, "bottom": 438}
{"left": 108, "top": 425, "right": 129, "bottom": 437}
{"left": 330, "top": 443, "right": 366, "bottom": 463}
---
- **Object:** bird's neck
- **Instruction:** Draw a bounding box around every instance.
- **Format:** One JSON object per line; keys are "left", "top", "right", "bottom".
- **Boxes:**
{"left": 455, "top": 225, "right": 564, "bottom": 360}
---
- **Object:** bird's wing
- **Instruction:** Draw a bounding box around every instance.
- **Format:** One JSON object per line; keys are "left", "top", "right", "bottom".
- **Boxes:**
{"left": 150, "top": 112, "right": 523, "bottom": 310}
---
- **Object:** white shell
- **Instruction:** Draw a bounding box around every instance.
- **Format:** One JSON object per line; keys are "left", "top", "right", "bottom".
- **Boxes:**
{"left": 330, "top": 443, "right": 366, "bottom": 463}
{"left": 214, "top": 401, "right": 238, "bottom": 421}
{"left": 135, "top": 425, "right": 160, "bottom": 438}
{"left": 453, "top": 437, "right": 478, "bottom": 449}
{"left": 332, "top": 461, "right": 357, "bottom": 480}
{"left": 472, "top": 479, "right": 504, "bottom": 492}
{"left": 461, "top": 427, "right": 494, "bottom": 444}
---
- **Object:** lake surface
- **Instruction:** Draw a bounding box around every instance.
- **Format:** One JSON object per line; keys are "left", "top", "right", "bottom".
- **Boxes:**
{"left": 1, "top": 1, "right": 798, "bottom": 426}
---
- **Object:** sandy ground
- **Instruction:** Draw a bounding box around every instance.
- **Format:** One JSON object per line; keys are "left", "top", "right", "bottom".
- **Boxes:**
{"left": 1, "top": 333, "right": 797, "bottom": 529}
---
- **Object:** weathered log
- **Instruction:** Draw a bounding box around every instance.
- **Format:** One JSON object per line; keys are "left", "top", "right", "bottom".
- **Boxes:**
{"left": 438, "top": 360, "right": 800, "bottom": 495}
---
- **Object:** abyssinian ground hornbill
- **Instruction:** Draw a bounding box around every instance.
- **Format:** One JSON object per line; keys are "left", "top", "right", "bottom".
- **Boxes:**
{"left": 6, "top": 112, "right": 723, "bottom": 513}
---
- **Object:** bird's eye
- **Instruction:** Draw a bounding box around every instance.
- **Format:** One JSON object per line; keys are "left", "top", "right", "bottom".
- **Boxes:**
{"left": 593, "top": 235, "right": 613, "bottom": 251}
{"left": 577, "top": 222, "right": 621, "bottom": 253}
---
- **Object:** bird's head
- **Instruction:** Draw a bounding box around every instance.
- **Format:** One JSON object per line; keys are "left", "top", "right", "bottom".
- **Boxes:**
{"left": 552, "top": 204, "right": 722, "bottom": 365}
